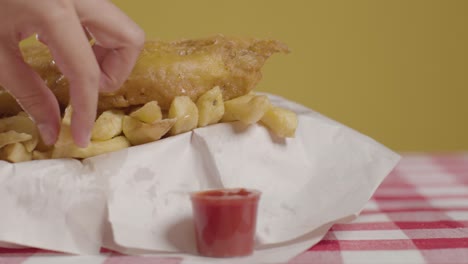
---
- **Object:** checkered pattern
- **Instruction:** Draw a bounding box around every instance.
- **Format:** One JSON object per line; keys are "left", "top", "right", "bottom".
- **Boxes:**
{"left": 1, "top": 154, "right": 467, "bottom": 264}
{"left": 290, "top": 153, "right": 468, "bottom": 264}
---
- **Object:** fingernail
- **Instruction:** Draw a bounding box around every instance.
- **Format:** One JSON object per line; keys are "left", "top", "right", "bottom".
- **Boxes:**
{"left": 37, "top": 124, "right": 57, "bottom": 146}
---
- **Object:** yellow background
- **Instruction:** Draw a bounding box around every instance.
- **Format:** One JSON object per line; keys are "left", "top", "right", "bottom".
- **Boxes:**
{"left": 111, "top": 0, "right": 468, "bottom": 152}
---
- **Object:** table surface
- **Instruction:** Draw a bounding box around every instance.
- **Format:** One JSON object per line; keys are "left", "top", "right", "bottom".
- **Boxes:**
{"left": 1, "top": 153, "right": 467, "bottom": 264}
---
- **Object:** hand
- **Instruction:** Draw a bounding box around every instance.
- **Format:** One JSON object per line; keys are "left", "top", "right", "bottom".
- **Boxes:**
{"left": 0, "top": 0, "right": 145, "bottom": 147}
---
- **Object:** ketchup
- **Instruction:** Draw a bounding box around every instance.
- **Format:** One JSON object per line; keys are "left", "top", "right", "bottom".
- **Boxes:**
{"left": 190, "top": 188, "right": 261, "bottom": 258}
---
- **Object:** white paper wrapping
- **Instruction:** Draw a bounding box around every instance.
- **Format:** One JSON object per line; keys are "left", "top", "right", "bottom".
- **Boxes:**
{"left": 0, "top": 94, "right": 400, "bottom": 263}
{"left": 0, "top": 159, "right": 106, "bottom": 254}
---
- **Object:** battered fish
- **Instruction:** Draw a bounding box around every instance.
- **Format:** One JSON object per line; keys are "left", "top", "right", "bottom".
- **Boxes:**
{"left": 0, "top": 35, "right": 289, "bottom": 116}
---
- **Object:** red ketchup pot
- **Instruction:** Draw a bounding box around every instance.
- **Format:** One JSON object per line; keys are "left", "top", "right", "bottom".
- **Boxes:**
{"left": 190, "top": 188, "right": 261, "bottom": 258}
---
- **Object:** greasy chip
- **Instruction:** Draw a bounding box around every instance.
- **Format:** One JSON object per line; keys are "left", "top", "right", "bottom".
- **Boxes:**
{"left": 0, "top": 143, "right": 32, "bottom": 163}
{"left": 123, "top": 116, "right": 175, "bottom": 145}
{"left": 197, "top": 86, "right": 224, "bottom": 127}
{"left": 0, "top": 130, "right": 32, "bottom": 149}
{"left": 261, "top": 106, "right": 298, "bottom": 138}
{"left": 222, "top": 94, "right": 270, "bottom": 124}
{"left": 130, "top": 101, "right": 163, "bottom": 123}
{"left": 0, "top": 89, "right": 298, "bottom": 162}
{"left": 168, "top": 96, "right": 199, "bottom": 135}
{"left": 92, "top": 110, "right": 124, "bottom": 141}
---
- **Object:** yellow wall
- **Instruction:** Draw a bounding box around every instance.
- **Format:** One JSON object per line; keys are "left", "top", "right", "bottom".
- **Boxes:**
{"left": 111, "top": 0, "right": 468, "bottom": 152}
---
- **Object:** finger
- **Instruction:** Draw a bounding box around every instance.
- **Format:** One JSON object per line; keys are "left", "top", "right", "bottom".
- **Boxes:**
{"left": 92, "top": 42, "right": 107, "bottom": 64}
{"left": 38, "top": 26, "right": 93, "bottom": 46}
{"left": 75, "top": 0, "right": 145, "bottom": 92}
{"left": 0, "top": 44, "right": 61, "bottom": 145}
{"left": 39, "top": 5, "right": 100, "bottom": 148}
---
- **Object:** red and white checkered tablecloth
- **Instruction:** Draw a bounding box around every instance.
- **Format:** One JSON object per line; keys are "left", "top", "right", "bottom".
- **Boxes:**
{"left": 291, "top": 153, "right": 468, "bottom": 264}
{"left": 1, "top": 153, "right": 467, "bottom": 264}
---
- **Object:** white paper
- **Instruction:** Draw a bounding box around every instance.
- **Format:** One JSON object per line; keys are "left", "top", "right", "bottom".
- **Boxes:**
{"left": 0, "top": 159, "right": 106, "bottom": 254}
{"left": 0, "top": 94, "right": 400, "bottom": 263}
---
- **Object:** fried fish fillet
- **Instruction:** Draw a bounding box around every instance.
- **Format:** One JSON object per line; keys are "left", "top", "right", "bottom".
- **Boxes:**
{"left": 0, "top": 35, "right": 289, "bottom": 116}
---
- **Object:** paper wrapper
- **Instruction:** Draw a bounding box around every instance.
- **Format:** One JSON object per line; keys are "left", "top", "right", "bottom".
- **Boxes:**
{"left": 0, "top": 94, "right": 400, "bottom": 263}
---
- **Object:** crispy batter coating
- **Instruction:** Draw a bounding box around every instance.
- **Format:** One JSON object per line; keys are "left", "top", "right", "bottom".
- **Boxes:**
{"left": 0, "top": 35, "right": 289, "bottom": 116}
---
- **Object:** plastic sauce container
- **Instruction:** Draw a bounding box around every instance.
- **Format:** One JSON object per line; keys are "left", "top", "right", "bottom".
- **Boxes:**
{"left": 190, "top": 188, "right": 261, "bottom": 258}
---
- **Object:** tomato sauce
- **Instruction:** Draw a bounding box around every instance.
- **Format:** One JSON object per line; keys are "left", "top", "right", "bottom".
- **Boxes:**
{"left": 190, "top": 188, "right": 261, "bottom": 257}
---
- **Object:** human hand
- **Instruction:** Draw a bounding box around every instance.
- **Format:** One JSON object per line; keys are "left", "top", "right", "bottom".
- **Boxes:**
{"left": 0, "top": 0, "right": 144, "bottom": 147}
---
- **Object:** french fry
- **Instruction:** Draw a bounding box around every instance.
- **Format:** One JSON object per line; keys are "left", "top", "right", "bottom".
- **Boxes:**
{"left": 222, "top": 94, "right": 270, "bottom": 124}
{"left": 91, "top": 110, "right": 124, "bottom": 141}
{"left": 196, "top": 86, "right": 224, "bottom": 127}
{"left": 53, "top": 106, "right": 131, "bottom": 159}
{"left": 51, "top": 130, "right": 73, "bottom": 159}
{"left": 0, "top": 115, "right": 39, "bottom": 152}
{"left": 168, "top": 96, "right": 199, "bottom": 135}
{"left": 123, "top": 116, "right": 176, "bottom": 145}
{"left": 17, "top": 111, "right": 29, "bottom": 117}
{"left": 32, "top": 150, "right": 53, "bottom": 160}
{"left": 0, "top": 143, "right": 32, "bottom": 163}
{"left": 129, "top": 101, "right": 163, "bottom": 123}
{"left": 0, "top": 130, "right": 32, "bottom": 149}
{"left": 261, "top": 106, "right": 298, "bottom": 137}
{"left": 0, "top": 86, "right": 300, "bottom": 163}
{"left": 53, "top": 136, "right": 131, "bottom": 159}
{"left": 51, "top": 106, "right": 74, "bottom": 157}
